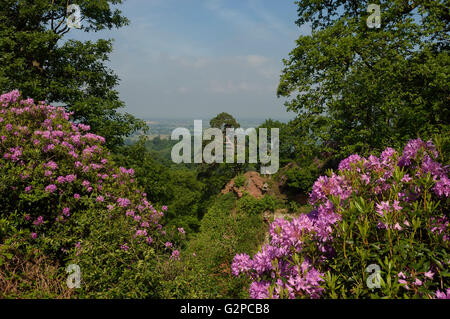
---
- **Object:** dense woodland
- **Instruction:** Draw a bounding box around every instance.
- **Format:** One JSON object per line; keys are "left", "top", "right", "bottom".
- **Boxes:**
{"left": 0, "top": 0, "right": 449, "bottom": 298}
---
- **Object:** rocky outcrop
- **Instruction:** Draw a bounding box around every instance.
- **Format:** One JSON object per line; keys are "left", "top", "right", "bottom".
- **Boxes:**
{"left": 221, "top": 171, "right": 269, "bottom": 199}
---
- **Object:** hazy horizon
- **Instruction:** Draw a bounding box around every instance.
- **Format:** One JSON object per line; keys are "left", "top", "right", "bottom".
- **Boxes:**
{"left": 140, "top": 115, "right": 293, "bottom": 122}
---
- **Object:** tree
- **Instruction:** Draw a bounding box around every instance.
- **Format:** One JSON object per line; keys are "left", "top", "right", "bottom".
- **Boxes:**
{"left": 112, "top": 138, "right": 205, "bottom": 234}
{"left": 188, "top": 112, "right": 243, "bottom": 198}
{"left": 209, "top": 112, "right": 240, "bottom": 134}
{"left": 278, "top": 0, "right": 449, "bottom": 158}
{"left": 0, "top": 0, "right": 146, "bottom": 149}
{"left": 258, "top": 119, "right": 297, "bottom": 164}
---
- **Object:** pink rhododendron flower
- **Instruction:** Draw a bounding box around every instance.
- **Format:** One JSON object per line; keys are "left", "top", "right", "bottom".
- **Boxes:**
{"left": 45, "top": 184, "right": 57, "bottom": 193}
{"left": 33, "top": 216, "right": 44, "bottom": 226}
{"left": 376, "top": 201, "right": 390, "bottom": 216}
{"left": 62, "top": 207, "right": 70, "bottom": 217}
{"left": 392, "top": 200, "right": 402, "bottom": 211}
{"left": 170, "top": 250, "right": 180, "bottom": 260}
{"left": 232, "top": 138, "right": 449, "bottom": 299}
{"left": 435, "top": 289, "right": 450, "bottom": 299}
{"left": 117, "top": 198, "right": 131, "bottom": 207}
{"left": 424, "top": 271, "right": 434, "bottom": 279}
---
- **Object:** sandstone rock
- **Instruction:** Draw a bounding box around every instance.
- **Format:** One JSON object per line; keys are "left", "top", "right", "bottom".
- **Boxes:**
{"left": 221, "top": 171, "right": 268, "bottom": 199}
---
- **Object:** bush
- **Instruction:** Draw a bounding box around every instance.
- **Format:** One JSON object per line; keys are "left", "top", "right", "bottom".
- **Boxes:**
{"left": 165, "top": 194, "right": 267, "bottom": 298}
{"left": 234, "top": 174, "right": 246, "bottom": 188}
{"left": 232, "top": 138, "right": 449, "bottom": 299}
{"left": 284, "top": 162, "right": 320, "bottom": 194}
{"left": 112, "top": 141, "right": 205, "bottom": 234}
{"left": 237, "top": 194, "right": 278, "bottom": 216}
{"left": 0, "top": 90, "right": 182, "bottom": 297}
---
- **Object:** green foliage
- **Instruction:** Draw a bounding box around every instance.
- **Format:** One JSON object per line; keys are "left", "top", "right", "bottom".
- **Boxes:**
{"left": 0, "top": 93, "right": 180, "bottom": 298}
{"left": 323, "top": 195, "right": 449, "bottom": 298}
{"left": 258, "top": 119, "right": 300, "bottom": 165}
{"left": 284, "top": 162, "right": 320, "bottom": 193}
{"left": 69, "top": 207, "right": 166, "bottom": 298}
{"left": 258, "top": 119, "right": 331, "bottom": 196}
{"left": 197, "top": 161, "right": 239, "bottom": 199}
{"left": 278, "top": 0, "right": 449, "bottom": 158}
{"left": 144, "top": 136, "right": 178, "bottom": 163}
{"left": 234, "top": 174, "right": 246, "bottom": 188}
{"left": 237, "top": 194, "right": 278, "bottom": 216}
{"left": 318, "top": 143, "right": 450, "bottom": 298}
{"left": 165, "top": 194, "right": 267, "bottom": 298}
{"left": 209, "top": 112, "right": 240, "bottom": 133}
{"left": 0, "top": 214, "right": 26, "bottom": 267}
{"left": 287, "top": 200, "right": 299, "bottom": 213}
{"left": 113, "top": 139, "right": 173, "bottom": 204}
{"left": 1, "top": 0, "right": 448, "bottom": 300}
{"left": 112, "top": 139, "right": 205, "bottom": 234}
{"left": 202, "top": 112, "right": 250, "bottom": 178}
{"left": 0, "top": 0, "right": 146, "bottom": 149}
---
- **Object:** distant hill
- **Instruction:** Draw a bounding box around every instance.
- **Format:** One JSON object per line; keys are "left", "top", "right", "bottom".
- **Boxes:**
{"left": 127, "top": 117, "right": 289, "bottom": 141}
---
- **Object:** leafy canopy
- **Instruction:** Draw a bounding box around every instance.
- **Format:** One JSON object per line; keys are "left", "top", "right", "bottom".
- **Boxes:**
{"left": 0, "top": 0, "right": 146, "bottom": 149}
{"left": 278, "top": 0, "right": 449, "bottom": 158}
{"left": 210, "top": 112, "right": 241, "bottom": 134}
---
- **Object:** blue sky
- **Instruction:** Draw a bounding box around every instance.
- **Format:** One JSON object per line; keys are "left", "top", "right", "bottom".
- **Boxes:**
{"left": 68, "top": 0, "right": 310, "bottom": 120}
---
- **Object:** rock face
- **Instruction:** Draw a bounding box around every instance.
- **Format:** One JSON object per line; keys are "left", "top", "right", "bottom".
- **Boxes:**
{"left": 221, "top": 171, "right": 268, "bottom": 199}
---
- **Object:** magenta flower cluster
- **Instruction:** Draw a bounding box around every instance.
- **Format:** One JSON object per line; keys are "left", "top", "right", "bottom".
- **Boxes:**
{"left": 232, "top": 138, "right": 449, "bottom": 299}
{"left": 0, "top": 90, "right": 180, "bottom": 257}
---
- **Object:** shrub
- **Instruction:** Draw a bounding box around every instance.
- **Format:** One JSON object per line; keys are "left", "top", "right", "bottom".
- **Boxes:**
{"left": 232, "top": 138, "right": 449, "bottom": 299}
{"left": 237, "top": 194, "right": 278, "bottom": 216}
{"left": 284, "top": 162, "right": 320, "bottom": 193}
{"left": 166, "top": 194, "right": 267, "bottom": 298}
{"left": 0, "top": 90, "right": 182, "bottom": 297}
{"left": 234, "top": 174, "right": 246, "bottom": 188}
{"left": 112, "top": 141, "right": 205, "bottom": 234}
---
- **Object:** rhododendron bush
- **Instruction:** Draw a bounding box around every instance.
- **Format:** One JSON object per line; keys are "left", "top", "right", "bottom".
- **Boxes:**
{"left": 0, "top": 90, "right": 182, "bottom": 297}
{"left": 233, "top": 138, "right": 449, "bottom": 299}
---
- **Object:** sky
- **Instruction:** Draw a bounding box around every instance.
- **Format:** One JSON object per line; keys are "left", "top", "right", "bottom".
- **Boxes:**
{"left": 67, "top": 0, "right": 310, "bottom": 120}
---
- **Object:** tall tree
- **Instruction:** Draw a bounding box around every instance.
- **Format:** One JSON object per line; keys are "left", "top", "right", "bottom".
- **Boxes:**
{"left": 278, "top": 0, "right": 449, "bottom": 158}
{"left": 0, "top": 0, "right": 146, "bottom": 148}
{"left": 209, "top": 112, "right": 241, "bottom": 134}
{"left": 197, "top": 112, "right": 242, "bottom": 192}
